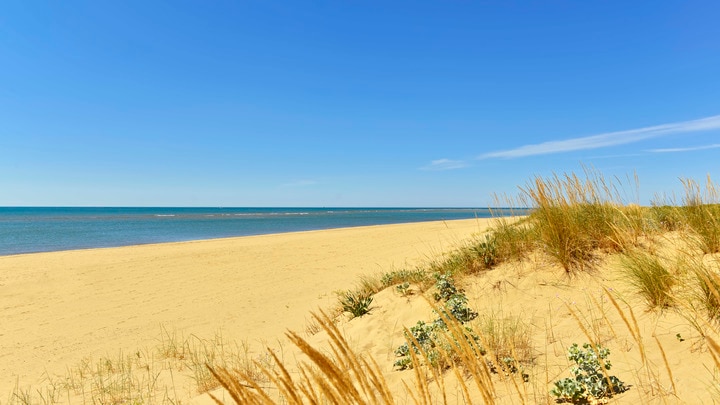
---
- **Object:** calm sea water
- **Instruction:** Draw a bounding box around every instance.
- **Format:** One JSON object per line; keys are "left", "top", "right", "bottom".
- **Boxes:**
{"left": 0, "top": 207, "right": 524, "bottom": 256}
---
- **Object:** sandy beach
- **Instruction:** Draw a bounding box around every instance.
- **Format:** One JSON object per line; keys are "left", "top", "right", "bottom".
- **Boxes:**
{"left": 0, "top": 218, "right": 491, "bottom": 395}
{"left": 4, "top": 212, "right": 719, "bottom": 404}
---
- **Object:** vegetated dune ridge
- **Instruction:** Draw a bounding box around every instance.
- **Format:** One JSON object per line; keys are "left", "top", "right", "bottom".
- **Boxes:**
{"left": 202, "top": 232, "right": 719, "bottom": 405}
{"left": 196, "top": 172, "right": 720, "bottom": 404}
{"left": 0, "top": 218, "right": 489, "bottom": 400}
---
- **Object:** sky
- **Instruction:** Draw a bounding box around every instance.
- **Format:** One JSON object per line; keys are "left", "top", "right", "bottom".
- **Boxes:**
{"left": 1, "top": 1, "right": 719, "bottom": 207}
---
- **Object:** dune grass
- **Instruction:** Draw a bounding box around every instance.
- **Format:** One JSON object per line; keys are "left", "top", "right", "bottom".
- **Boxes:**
{"left": 689, "top": 257, "right": 720, "bottom": 322}
{"left": 518, "top": 169, "right": 643, "bottom": 272}
{"left": 680, "top": 176, "right": 720, "bottom": 254}
{"left": 650, "top": 204, "right": 685, "bottom": 232}
{"left": 620, "top": 248, "right": 677, "bottom": 310}
{"left": 472, "top": 312, "right": 534, "bottom": 377}
{"left": 209, "top": 310, "right": 398, "bottom": 405}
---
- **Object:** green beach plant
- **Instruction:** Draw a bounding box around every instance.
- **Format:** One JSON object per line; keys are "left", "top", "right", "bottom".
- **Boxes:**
{"left": 551, "top": 343, "right": 626, "bottom": 402}
{"left": 394, "top": 274, "right": 480, "bottom": 370}
{"left": 431, "top": 274, "right": 477, "bottom": 325}
{"left": 379, "top": 268, "right": 432, "bottom": 291}
{"left": 432, "top": 273, "right": 459, "bottom": 302}
{"left": 394, "top": 320, "right": 441, "bottom": 370}
{"left": 395, "top": 281, "right": 411, "bottom": 296}
{"left": 339, "top": 290, "right": 374, "bottom": 318}
{"left": 441, "top": 293, "right": 478, "bottom": 324}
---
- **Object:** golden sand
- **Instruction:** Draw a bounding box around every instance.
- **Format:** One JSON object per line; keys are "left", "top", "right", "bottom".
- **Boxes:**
{"left": 0, "top": 218, "right": 490, "bottom": 394}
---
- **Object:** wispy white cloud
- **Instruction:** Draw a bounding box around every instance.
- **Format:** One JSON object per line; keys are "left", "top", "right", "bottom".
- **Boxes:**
{"left": 421, "top": 158, "right": 469, "bottom": 171}
{"left": 646, "top": 143, "right": 720, "bottom": 153}
{"left": 478, "top": 114, "right": 720, "bottom": 159}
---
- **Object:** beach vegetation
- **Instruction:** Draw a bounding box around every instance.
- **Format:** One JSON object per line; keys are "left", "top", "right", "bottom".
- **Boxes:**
{"left": 519, "top": 168, "right": 640, "bottom": 272}
{"left": 650, "top": 204, "right": 685, "bottom": 232}
{"left": 379, "top": 268, "right": 432, "bottom": 290}
{"left": 485, "top": 217, "right": 535, "bottom": 263}
{"left": 689, "top": 257, "right": 720, "bottom": 322}
{"left": 394, "top": 274, "right": 481, "bottom": 370}
{"left": 680, "top": 176, "right": 720, "bottom": 254}
{"left": 473, "top": 312, "right": 534, "bottom": 377}
{"left": 551, "top": 343, "right": 626, "bottom": 402}
{"left": 422, "top": 220, "right": 533, "bottom": 280}
{"left": 393, "top": 320, "right": 443, "bottom": 370}
{"left": 620, "top": 248, "right": 677, "bottom": 310}
{"left": 339, "top": 290, "right": 374, "bottom": 318}
{"left": 209, "top": 310, "right": 397, "bottom": 405}
{"left": 395, "top": 281, "right": 411, "bottom": 296}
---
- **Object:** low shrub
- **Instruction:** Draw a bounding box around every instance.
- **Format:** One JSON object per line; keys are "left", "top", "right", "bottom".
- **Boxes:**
{"left": 394, "top": 321, "right": 441, "bottom": 370}
{"left": 433, "top": 273, "right": 459, "bottom": 302}
{"left": 551, "top": 343, "right": 626, "bottom": 402}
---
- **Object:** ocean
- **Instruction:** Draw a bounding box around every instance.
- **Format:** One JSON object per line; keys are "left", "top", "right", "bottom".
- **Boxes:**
{"left": 0, "top": 207, "right": 525, "bottom": 256}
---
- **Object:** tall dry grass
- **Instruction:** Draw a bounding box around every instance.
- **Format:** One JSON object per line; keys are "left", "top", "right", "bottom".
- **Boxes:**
{"left": 472, "top": 312, "right": 535, "bottom": 375}
{"left": 209, "top": 310, "right": 408, "bottom": 405}
{"left": 620, "top": 249, "right": 677, "bottom": 310}
{"left": 680, "top": 176, "right": 720, "bottom": 254}
{"left": 209, "top": 308, "right": 512, "bottom": 405}
{"left": 519, "top": 169, "right": 641, "bottom": 272}
{"left": 688, "top": 256, "right": 720, "bottom": 322}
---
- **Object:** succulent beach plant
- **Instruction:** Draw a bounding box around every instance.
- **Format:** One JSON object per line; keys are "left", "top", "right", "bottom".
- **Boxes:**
{"left": 339, "top": 290, "right": 374, "bottom": 318}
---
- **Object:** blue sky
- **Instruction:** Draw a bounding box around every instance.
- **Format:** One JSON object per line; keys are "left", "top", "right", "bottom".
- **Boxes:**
{"left": 1, "top": 1, "right": 719, "bottom": 207}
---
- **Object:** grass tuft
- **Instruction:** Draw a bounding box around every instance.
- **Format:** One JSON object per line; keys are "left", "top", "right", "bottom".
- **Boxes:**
{"left": 379, "top": 268, "right": 432, "bottom": 291}
{"left": 680, "top": 176, "right": 720, "bottom": 254}
{"left": 473, "top": 312, "right": 535, "bottom": 375}
{"left": 690, "top": 257, "right": 720, "bottom": 322}
{"left": 620, "top": 248, "right": 677, "bottom": 310}
{"left": 520, "top": 168, "right": 638, "bottom": 272}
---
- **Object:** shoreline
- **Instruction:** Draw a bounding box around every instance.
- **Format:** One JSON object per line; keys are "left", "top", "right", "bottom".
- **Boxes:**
{"left": 1, "top": 207, "right": 508, "bottom": 257}
{"left": 0, "top": 218, "right": 494, "bottom": 394}
{"left": 0, "top": 217, "right": 489, "bottom": 258}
